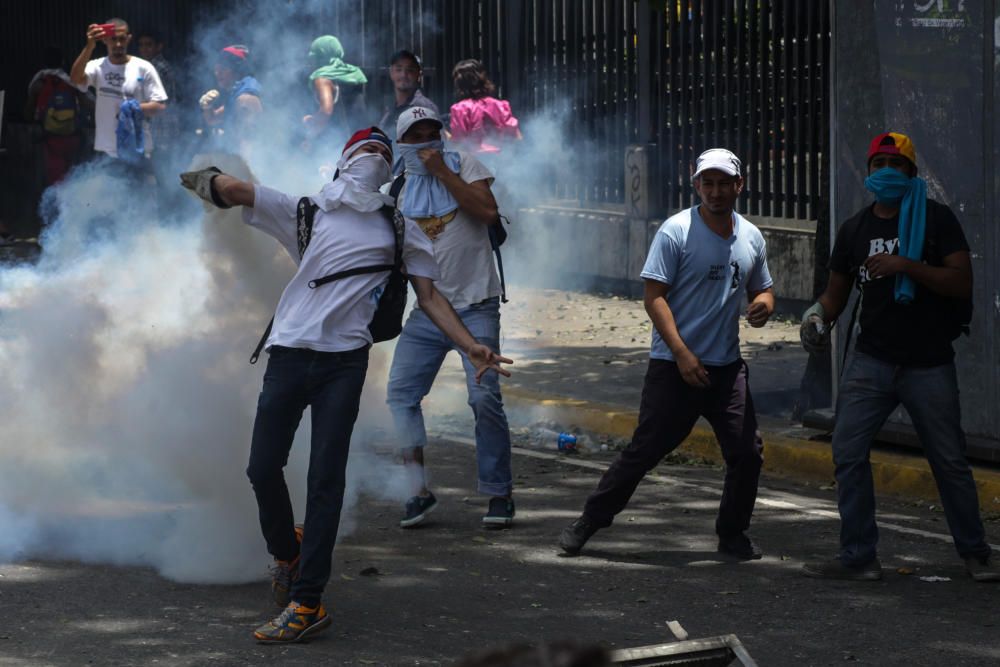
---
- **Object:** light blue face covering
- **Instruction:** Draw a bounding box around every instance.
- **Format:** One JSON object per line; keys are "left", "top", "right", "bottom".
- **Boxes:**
{"left": 864, "top": 167, "right": 910, "bottom": 205}
{"left": 863, "top": 167, "right": 927, "bottom": 304}
{"left": 392, "top": 140, "right": 463, "bottom": 219}
{"left": 393, "top": 140, "right": 446, "bottom": 176}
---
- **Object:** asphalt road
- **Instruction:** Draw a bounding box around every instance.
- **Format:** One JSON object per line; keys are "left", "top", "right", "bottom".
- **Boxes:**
{"left": 1, "top": 433, "right": 997, "bottom": 667}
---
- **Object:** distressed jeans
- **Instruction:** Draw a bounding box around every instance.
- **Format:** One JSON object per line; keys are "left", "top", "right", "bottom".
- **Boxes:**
{"left": 833, "top": 352, "right": 990, "bottom": 566}
{"left": 386, "top": 297, "right": 513, "bottom": 496}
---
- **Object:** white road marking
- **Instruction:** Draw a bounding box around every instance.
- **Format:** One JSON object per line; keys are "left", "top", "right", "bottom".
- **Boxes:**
{"left": 438, "top": 436, "right": 998, "bottom": 548}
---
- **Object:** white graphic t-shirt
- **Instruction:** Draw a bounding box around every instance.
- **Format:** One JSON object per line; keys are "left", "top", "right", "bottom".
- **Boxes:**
{"left": 244, "top": 185, "right": 440, "bottom": 352}
{"left": 387, "top": 152, "right": 501, "bottom": 310}
{"left": 81, "top": 56, "right": 167, "bottom": 157}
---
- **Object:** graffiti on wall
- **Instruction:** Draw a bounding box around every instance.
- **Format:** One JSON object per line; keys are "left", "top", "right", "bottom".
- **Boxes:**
{"left": 903, "top": 0, "right": 970, "bottom": 29}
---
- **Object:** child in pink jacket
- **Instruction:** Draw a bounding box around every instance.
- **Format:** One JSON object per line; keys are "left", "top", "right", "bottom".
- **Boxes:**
{"left": 448, "top": 59, "right": 521, "bottom": 154}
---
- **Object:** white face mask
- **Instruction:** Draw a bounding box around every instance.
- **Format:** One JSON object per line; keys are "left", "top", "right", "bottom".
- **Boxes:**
{"left": 341, "top": 152, "right": 391, "bottom": 192}
{"left": 317, "top": 150, "right": 394, "bottom": 213}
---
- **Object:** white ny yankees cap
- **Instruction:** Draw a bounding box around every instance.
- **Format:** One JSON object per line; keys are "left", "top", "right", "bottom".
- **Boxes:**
{"left": 396, "top": 105, "right": 443, "bottom": 141}
{"left": 691, "top": 148, "right": 743, "bottom": 181}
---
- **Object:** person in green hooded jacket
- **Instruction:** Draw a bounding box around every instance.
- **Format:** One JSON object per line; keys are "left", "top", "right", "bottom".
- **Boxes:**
{"left": 302, "top": 35, "right": 367, "bottom": 153}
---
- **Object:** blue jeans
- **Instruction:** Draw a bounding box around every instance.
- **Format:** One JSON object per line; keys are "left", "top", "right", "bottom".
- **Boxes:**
{"left": 386, "top": 298, "right": 513, "bottom": 496}
{"left": 832, "top": 352, "right": 990, "bottom": 566}
{"left": 246, "top": 345, "right": 369, "bottom": 607}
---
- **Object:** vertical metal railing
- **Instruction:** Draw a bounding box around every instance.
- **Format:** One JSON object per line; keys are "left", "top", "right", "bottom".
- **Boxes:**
{"left": 656, "top": 1, "right": 829, "bottom": 220}
{"left": 1, "top": 0, "right": 829, "bottom": 221}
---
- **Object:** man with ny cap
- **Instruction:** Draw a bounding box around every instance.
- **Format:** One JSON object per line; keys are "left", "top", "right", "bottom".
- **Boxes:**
{"left": 378, "top": 49, "right": 440, "bottom": 140}
{"left": 800, "top": 132, "right": 998, "bottom": 582}
{"left": 559, "top": 148, "right": 775, "bottom": 560}
{"left": 385, "top": 106, "right": 516, "bottom": 529}
{"left": 180, "top": 126, "right": 512, "bottom": 642}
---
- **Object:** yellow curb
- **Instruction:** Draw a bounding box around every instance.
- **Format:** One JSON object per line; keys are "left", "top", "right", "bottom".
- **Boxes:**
{"left": 501, "top": 385, "right": 1000, "bottom": 511}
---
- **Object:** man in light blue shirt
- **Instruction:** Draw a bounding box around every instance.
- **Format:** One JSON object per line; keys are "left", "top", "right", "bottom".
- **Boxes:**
{"left": 560, "top": 148, "right": 775, "bottom": 560}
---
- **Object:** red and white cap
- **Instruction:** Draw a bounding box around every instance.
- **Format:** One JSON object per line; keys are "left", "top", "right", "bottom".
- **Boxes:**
{"left": 337, "top": 126, "right": 393, "bottom": 168}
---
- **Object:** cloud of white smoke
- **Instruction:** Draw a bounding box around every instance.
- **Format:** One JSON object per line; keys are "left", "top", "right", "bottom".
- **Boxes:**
{"left": 0, "top": 0, "right": 608, "bottom": 583}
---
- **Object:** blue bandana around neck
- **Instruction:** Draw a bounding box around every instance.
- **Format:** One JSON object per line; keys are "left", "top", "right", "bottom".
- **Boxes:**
{"left": 392, "top": 140, "right": 462, "bottom": 219}
{"left": 864, "top": 167, "right": 927, "bottom": 305}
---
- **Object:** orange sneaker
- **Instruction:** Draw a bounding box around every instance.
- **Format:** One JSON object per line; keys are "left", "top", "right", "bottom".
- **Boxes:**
{"left": 254, "top": 601, "right": 331, "bottom": 643}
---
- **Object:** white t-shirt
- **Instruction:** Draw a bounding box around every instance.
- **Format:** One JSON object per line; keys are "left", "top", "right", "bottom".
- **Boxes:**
{"left": 81, "top": 56, "right": 167, "bottom": 157}
{"left": 388, "top": 152, "right": 501, "bottom": 310}
{"left": 244, "top": 185, "right": 440, "bottom": 353}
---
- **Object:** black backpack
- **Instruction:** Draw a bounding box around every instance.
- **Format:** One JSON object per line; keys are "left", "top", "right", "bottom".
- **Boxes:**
{"left": 249, "top": 179, "right": 408, "bottom": 364}
{"left": 490, "top": 214, "right": 510, "bottom": 304}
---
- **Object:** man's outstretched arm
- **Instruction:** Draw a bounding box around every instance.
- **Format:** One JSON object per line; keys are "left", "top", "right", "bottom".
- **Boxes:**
{"left": 410, "top": 275, "right": 512, "bottom": 382}
{"left": 179, "top": 168, "right": 254, "bottom": 208}
{"left": 212, "top": 174, "right": 255, "bottom": 207}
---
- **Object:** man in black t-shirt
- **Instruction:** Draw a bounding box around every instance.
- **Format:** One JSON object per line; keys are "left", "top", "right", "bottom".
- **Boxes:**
{"left": 798, "top": 132, "right": 997, "bottom": 583}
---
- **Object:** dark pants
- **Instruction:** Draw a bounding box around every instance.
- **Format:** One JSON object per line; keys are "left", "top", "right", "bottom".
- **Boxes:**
{"left": 833, "top": 352, "right": 989, "bottom": 565}
{"left": 583, "top": 358, "right": 764, "bottom": 537}
{"left": 246, "top": 345, "right": 369, "bottom": 607}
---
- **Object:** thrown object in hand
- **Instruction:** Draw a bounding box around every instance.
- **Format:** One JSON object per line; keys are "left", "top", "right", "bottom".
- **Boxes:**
{"left": 179, "top": 166, "right": 231, "bottom": 209}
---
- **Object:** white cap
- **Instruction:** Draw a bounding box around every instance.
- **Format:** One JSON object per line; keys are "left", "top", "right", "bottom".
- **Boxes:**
{"left": 691, "top": 148, "right": 742, "bottom": 181}
{"left": 396, "top": 105, "right": 443, "bottom": 141}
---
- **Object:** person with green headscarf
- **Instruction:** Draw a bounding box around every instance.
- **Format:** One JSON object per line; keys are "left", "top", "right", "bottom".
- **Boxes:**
{"left": 302, "top": 35, "right": 367, "bottom": 152}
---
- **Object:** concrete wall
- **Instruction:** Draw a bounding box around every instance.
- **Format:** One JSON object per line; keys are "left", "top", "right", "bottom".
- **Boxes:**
{"left": 509, "top": 204, "right": 816, "bottom": 313}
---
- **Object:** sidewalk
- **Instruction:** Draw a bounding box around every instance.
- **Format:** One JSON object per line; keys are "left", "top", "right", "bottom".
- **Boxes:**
{"left": 435, "top": 287, "right": 1000, "bottom": 514}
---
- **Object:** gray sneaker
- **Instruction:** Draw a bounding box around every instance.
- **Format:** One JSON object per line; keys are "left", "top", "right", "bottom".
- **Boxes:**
{"left": 802, "top": 557, "right": 883, "bottom": 581}
{"left": 965, "top": 554, "right": 1000, "bottom": 582}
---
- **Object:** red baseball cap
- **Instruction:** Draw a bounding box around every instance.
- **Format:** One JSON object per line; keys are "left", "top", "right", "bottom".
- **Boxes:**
{"left": 337, "top": 127, "right": 393, "bottom": 168}
{"left": 867, "top": 132, "right": 917, "bottom": 166}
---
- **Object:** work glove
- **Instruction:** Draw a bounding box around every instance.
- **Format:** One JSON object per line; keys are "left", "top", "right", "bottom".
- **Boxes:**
{"left": 179, "top": 166, "right": 231, "bottom": 209}
{"left": 199, "top": 89, "right": 221, "bottom": 110}
{"left": 799, "top": 302, "right": 830, "bottom": 355}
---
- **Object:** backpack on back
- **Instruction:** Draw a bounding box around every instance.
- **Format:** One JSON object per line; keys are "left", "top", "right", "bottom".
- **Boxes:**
{"left": 249, "top": 178, "right": 409, "bottom": 364}
{"left": 489, "top": 214, "right": 510, "bottom": 303}
{"left": 36, "top": 74, "right": 79, "bottom": 136}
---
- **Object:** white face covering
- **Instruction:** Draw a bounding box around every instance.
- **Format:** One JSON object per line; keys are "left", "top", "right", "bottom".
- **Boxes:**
{"left": 317, "top": 150, "right": 394, "bottom": 213}
{"left": 341, "top": 152, "right": 392, "bottom": 191}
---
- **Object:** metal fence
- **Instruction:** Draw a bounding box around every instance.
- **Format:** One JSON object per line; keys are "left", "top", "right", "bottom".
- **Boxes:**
{"left": 653, "top": 1, "right": 830, "bottom": 220}
{"left": 1, "top": 0, "right": 830, "bottom": 223}
{"left": 428, "top": 0, "right": 831, "bottom": 221}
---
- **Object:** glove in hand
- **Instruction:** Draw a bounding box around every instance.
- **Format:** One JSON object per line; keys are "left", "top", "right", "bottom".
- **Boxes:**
{"left": 179, "top": 166, "right": 230, "bottom": 209}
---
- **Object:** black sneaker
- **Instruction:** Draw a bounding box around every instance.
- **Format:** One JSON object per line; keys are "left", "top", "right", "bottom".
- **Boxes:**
{"left": 559, "top": 516, "right": 599, "bottom": 556}
{"left": 802, "top": 557, "right": 883, "bottom": 581}
{"left": 482, "top": 497, "right": 515, "bottom": 529}
{"left": 400, "top": 492, "right": 437, "bottom": 528}
{"left": 717, "top": 533, "right": 763, "bottom": 560}
{"left": 964, "top": 554, "right": 1000, "bottom": 582}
